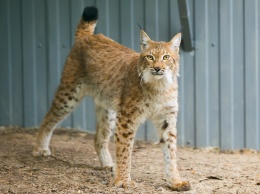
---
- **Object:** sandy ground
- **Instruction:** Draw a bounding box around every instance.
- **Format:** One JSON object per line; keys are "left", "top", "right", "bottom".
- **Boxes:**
{"left": 0, "top": 126, "right": 260, "bottom": 194}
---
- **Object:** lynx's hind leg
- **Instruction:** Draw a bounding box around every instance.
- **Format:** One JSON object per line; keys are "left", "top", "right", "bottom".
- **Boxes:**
{"left": 94, "top": 105, "right": 116, "bottom": 170}
{"left": 32, "top": 83, "right": 84, "bottom": 157}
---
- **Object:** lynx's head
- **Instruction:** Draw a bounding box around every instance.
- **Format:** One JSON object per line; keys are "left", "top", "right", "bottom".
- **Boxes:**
{"left": 138, "top": 30, "right": 181, "bottom": 89}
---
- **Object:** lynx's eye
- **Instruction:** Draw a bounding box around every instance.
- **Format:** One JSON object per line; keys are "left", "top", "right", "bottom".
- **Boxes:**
{"left": 163, "top": 55, "right": 170, "bottom": 60}
{"left": 146, "top": 55, "right": 154, "bottom": 61}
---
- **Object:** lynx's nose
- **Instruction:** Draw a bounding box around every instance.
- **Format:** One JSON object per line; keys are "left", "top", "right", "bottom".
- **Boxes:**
{"left": 154, "top": 67, "right": 161, "bottom": 72}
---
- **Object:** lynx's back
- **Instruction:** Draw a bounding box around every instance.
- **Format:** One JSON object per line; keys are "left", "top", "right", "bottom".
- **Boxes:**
{"left": 62, "top": 20, "right": 140, "bottom": 109}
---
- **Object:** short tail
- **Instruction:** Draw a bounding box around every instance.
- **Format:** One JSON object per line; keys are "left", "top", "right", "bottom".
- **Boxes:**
{"left": 75, "top": 6, "right": 98, "bottom": 39}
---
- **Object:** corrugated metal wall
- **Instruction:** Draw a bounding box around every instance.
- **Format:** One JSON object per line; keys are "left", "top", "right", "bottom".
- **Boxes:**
{"left": 0, "top": 0, "right": 260, "bottom": 150}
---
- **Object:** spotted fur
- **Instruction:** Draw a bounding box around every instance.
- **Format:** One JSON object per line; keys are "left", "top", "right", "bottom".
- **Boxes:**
{"left": 32, "top": 6, "right": 191, "bottom": 191}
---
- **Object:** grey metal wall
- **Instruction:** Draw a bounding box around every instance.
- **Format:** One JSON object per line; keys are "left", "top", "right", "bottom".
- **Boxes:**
{"left": 0, "top": 0, "right": 260, "bottom": 150}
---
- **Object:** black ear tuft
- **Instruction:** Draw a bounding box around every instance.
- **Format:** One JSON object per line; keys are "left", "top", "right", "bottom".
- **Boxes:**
{"left": 82, "top": 6, "right": 98, "bottom": 22}
{"left": 137, "top": 22, "right": 142, "bottom": 30}
{"left": 179, "top": 26, "right": 183, "bottom": 34}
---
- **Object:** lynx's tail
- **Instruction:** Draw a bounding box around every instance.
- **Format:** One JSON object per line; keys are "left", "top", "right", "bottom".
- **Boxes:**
{"left": 75, "top": 6, "right": 98, "bottom": 39}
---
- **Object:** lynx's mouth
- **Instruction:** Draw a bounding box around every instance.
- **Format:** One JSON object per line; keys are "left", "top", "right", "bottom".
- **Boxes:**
{"left": 151, "top": 72, "right": 164, "bottom": 76}
{"left": 150, "top": 67, "right": 164, "bottom": 76}
{"left": 140, "top": 67, "right": 173, "bottom": 85}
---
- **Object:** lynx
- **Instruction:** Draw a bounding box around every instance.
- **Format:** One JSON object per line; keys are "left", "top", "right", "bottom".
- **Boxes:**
{"left": 32, "top": 7, "right": 191, "bottom": 191}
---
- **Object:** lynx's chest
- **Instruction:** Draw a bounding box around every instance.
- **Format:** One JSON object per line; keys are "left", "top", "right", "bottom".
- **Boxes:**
{"left": 141, "top": 87, "right": 178, "bottom": 117}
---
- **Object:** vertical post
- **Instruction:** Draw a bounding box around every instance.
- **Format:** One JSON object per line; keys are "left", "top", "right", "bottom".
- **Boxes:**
{"left": 178, "top": 0, "right": 194, "bottom": 51}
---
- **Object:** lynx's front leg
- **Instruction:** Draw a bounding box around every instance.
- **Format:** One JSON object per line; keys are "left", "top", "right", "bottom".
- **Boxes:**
{"left": 157, "top": 116, "right": 191, "bottom": 191}
{"left": 114, "top": 113, "right": 137, "bottom": 188}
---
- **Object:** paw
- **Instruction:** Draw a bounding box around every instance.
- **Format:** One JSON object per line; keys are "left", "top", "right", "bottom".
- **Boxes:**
{"left": 169, "top": 181, "right": 191, "bottom": 191}
{"left": 114, "top": 178, "right": 137, "bottom": 188}
{"left": 32, "top": 147, "right": 51, "bottom": 157}
{"left": 103, "top": 166, "right": 113, "bottom": 173}
{"left": 100, "top": 160, "right": 114, "bottom": 170}
{"left": 98, "top": 150, "right": 114, "bottom": 170}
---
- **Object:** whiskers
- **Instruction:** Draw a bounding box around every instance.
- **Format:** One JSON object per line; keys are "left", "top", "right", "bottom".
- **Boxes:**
{"left": 149, "top": 68, "right": 164, "bottom": 76}
{"left": 139, "top": 67, "right": 174, "bottom": 91}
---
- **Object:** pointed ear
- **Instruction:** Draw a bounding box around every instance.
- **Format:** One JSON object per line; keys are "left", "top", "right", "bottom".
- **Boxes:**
{"left": 140, "top": 30, "right": 151, "bottom": 51}
{"left": 170, "top": 33, "right": 182, "bottom": 50}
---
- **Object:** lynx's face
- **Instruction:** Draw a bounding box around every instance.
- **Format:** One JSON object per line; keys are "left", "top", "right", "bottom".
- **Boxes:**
{"left": 138, "top": 30, "right": 181, "bottom": 87}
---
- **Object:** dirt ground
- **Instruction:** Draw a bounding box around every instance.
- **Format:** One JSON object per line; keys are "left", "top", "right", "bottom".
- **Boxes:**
{"left": 0, "top": 126, "right": 260, "bottom": 194}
